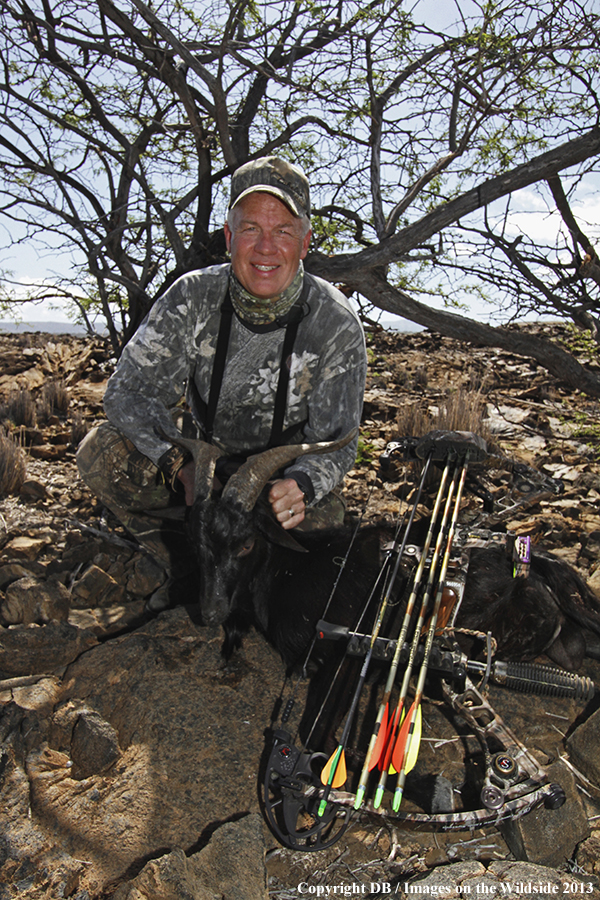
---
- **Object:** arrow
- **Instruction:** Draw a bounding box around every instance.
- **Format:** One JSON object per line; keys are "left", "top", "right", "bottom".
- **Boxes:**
{"left": 317, "top": 540, "right": 402, "bottom": 815}
{"left": 320, "top": 452, "right": 435, "bottom": 817}
{"left": 372, "top": 461, "right": 461, "bottom": 809}
{"left": 318, "top": 614, "right": 381, "bottom": 816}
{"left": 354, "top": 457, "right": 451, "bottom": 809}
{"left": 391, "top": 460, "right": 468, "bottom": 811}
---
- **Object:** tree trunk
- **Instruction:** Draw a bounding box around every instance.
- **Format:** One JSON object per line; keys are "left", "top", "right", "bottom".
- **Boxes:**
{"left": 336, "top": 271, "right": 600, "bottom": 398}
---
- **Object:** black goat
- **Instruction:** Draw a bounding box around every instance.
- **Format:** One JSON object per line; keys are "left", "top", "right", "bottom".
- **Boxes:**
{"left": 165, "top": 429, "right": 600, "bottom": 670}
{"left": 459, "top": 543, "right": 600, "bottom": 669}
{"left": 175, "top": 430, "right": 381, "bottom": 659}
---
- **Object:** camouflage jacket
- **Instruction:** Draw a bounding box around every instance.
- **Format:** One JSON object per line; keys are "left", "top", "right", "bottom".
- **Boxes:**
{"left": 103, "top": 264, "right": 367, "bottom": 503}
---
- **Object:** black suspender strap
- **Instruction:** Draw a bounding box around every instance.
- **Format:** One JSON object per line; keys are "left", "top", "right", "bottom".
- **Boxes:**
{"left": 204, "top": 291, "right": 234, "bottom": 443}
{"left": 189, "top": 285, "right": 308, "bottom": 448}
{"left": 267, "top": 312, "right": 300, "bottom": 449}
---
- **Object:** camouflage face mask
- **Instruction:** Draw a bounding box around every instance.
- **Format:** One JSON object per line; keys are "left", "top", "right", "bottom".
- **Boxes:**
{"left": 228, "top": 262, "right": 305, "bottom": 325}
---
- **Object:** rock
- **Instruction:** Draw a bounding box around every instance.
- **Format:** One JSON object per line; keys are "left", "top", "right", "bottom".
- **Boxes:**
{"left": 113, "top": 848, "right": 218, "bottom": 900}
{"left": 52, "top": 537, "right": 108, "bottom": 572}
{"left": 0, "top": 621, "right": 97, "bottom": 678}
{"left": 5, "top": 676, "right": 61, "bottom": 716}
{"left": 0, "top": 367, "right": 45, "bottom": 391}
{"left": 71, "top": 709, "right": 121, "bottom": 778}
{"left": 126, "top": 553, "right": 167, "bottom": 598}
{"left": 28, "top": 443, "right": 69, "bottom": 461}
{"left": 48, "top": 431, "right": 72, "bottom": 446}
{"left": 0, "top": 745, "right": 88, "bottom": 897}
{"left": 113, "top": 814, "right": 267, "bottom": 900}
{"left": 68, "top": 601, "right": 146, "bottom": 637}
{"left": 588, "top": 566, "right": 600, "bottom": 598}
{"left": 0, "top": 575, "right": 71, "bottom": 625}
{"left": 19, "top": 478, "right": 49, "bottom": 500}
{"left": 0, "top": 563, "right": 36, "bottom": 591}
{"left": 187, "top": 814, "right": 267, "bottom": 900}
{"left": 17, "top": 609, "right": 284, "bottom": 887}
{"left": 71, "top": 563, "right": 126, "bottom": 608}
{"left": 487, "top": 861, "right": 596, "bottom": 895}
{"left": 577, "top": 832, "right": 600, "bottom": 877}
{"left": 400, "top": 860, "right": 597, "bottom": 898}
{"left": 499, "top": 760, "right": 590, "bottom": 868}
{"left": 1, "top": 536, "right": 49, "bottom": 561}
{"left": 22, "top": 427, "right": 45, "bottom": 446}
{"left": 1, "top": 677, "right": 63, "bottom": 755}
{"left": 566, "top": 706, "right": 600, "bottom": 787}
{"left": 401, "top": 860, "right": 488, "bottom": 897}
{"left": 546, "top": 543, "right": 582, "bottom": 566}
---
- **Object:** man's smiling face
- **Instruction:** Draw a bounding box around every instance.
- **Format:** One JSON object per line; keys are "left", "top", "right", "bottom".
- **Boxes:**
{"left": 224, "top": 192, "right": 311, "bottom": 299}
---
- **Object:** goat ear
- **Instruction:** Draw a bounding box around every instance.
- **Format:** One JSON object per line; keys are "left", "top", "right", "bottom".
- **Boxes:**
{"left": 255, "top": 509, "right": 309, "bottom": 553}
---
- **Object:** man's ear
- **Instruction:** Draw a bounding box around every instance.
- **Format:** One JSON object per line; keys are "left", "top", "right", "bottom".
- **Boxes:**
{"left": 300, "top": 229, "right": 312, "bottom": 259}
{"left": 223, "top": 221, "right": 232, "bottom": 252}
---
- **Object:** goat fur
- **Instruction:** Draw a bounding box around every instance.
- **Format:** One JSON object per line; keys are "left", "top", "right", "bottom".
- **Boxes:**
{"left": 186, "top": 482, "right": 600, "bottom": 668}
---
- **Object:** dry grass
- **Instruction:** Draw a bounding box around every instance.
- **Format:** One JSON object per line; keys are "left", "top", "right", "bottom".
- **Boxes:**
{"left": 37, "top": 380, "right": 70, "bottom": 422}
{"left": 0, "top": 389, "right": 36, "bottom": 427}
{"left": 70, "top": 413, "right": 88, "bottom": 448}
{"left": 393, "top": 388, "right": 497, "bottom": 490}
{"left": 0, "top": 429, "right": 26, "bottom": 496}
{"left": 396, "top": 387, "right": 493, "bottom": 445}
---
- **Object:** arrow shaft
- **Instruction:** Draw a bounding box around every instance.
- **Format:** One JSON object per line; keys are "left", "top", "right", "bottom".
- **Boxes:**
{"left": 374, "top": 461, "right": 461, "bottom": 805}
{"left": 355, "top": 458, "right": 453, "bottom": 806}
{"left": 392, "top": 461, "right": 469, "bottom": 810}
{"left": 355, "top": 454, "right": 448, "bottom": 809}
{"left": 305, "top": 533, "right": 399, "bottom": 750}
{"left": 319, "top": 493, "right": 417, "bottom": 815}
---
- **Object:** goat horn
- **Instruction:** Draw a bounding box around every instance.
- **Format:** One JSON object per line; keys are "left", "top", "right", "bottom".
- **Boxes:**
{"left": 156, "top": 428, "right": 226, "bottom": 502}
{"left": 221, "top": 428, "right": 358, "bottom": 512}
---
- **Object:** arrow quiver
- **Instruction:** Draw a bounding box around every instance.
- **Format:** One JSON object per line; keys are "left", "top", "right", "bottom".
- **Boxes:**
{"left": 261, "top": 431, "right": 591, "bottom": 851}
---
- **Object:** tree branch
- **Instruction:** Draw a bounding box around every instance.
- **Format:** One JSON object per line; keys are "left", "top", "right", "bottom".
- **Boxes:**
{"left": 308, "top": 127, "right": 600, "bottom": 279}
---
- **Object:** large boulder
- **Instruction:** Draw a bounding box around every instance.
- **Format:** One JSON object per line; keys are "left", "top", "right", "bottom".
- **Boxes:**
{"left": 5, "top": 608, "right": 285, "bottom": 890}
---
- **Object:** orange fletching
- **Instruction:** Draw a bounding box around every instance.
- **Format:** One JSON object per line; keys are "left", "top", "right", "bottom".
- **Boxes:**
{"left": 368, "top": 704, "right": 389, "bottom": 771}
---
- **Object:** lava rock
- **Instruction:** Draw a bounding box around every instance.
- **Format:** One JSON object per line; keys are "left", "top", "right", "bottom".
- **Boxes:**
{"left": 71, "top": 563, "right": 126, "bottom": 608}
{"left": 113, "top": 814, "right": 267, "bottom": 900}
{"left": 499, "top": 760, "right": 590, "bottom": 868}
{"left": 0, "top": 621, "right": 97, "bottom": 678}
{"left": 0, "top": 575, "right": 71, "bottom": 626}
{"left": 71, "top": 709, "right": 121, "bottom": 779}
{"left": 566, "top": 706, "right": 600, "bottom": 787}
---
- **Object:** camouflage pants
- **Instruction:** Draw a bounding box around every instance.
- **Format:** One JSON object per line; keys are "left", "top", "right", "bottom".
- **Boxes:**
{"left": 76, "top": 419, "right": 346, "bottom": 570}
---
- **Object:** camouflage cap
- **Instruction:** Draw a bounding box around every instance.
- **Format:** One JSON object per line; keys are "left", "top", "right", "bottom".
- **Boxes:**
{"left": 229, "top": 156, "right": 311, "bottom": 218}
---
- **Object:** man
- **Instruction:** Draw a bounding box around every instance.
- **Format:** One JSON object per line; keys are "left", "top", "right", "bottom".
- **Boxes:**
{"left": 77, "top": 157, "right": 367, "bottom": 606}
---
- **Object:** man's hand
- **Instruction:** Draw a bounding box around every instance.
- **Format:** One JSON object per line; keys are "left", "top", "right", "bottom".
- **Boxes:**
{"left": 268, "top": 478, "right": 306, "bottom": 530}
{"left": 176, "top": 460, "right": 195, "bottom": 506}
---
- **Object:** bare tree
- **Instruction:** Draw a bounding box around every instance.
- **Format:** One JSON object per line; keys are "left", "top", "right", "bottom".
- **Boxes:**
{"left": 0, "top": 0, "right": 599, "bottom": 393}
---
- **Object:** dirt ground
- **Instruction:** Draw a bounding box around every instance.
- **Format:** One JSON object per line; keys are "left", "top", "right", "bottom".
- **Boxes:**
{"left": 1, "top": 322, "right": 600, "bottom": 898}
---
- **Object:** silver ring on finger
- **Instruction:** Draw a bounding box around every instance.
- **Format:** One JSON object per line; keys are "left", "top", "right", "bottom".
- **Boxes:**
{"left": 289, "top": 508, "right": 295, "bottom": 519}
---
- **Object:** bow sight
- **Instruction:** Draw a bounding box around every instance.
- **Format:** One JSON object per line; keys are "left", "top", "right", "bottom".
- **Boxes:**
{"left": 261, "top": 431, "right": 594, "bottom": 852}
